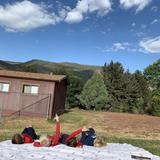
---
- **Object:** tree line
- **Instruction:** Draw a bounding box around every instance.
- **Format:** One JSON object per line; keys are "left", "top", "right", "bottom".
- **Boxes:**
{"left": 68, "top": 59, "right": 160, "bottom": 116}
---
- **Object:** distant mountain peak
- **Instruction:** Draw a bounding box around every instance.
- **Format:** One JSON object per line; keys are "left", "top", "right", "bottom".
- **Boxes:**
{"left": 0, "top": 59, "right": 101, "bottom": 80}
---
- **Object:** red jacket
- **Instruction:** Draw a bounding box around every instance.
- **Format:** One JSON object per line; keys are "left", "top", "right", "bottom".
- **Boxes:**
{"left": 64, "top": 128, "right": 83, "bottom": 148}
{"left": 33, "top": 121, "right": 60, "bottom": 147}
{"left": 22, "top": 134, "right": 34, "bottom": 143}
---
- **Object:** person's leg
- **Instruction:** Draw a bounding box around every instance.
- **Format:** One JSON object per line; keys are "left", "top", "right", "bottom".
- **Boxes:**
{"left": 24, "top": 127, "right": 38, "bottom": 140}
{"left": 60, "top": 133, "right": 69, "bottom": 144}
{"left": 28, "top": 127, "right": 38, "bottom": 139}
{"left": 21, "top": 128, "right": 28, "bottom": 135}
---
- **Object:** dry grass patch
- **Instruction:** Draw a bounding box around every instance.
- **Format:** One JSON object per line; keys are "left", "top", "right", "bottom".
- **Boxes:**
{"left": 1, "top": 108, "right": 160, "bottom": 140}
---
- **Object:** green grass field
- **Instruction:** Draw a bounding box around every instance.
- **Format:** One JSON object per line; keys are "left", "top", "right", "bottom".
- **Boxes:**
{"left": 0, "top": 108, "right": 160, "bottom": 156}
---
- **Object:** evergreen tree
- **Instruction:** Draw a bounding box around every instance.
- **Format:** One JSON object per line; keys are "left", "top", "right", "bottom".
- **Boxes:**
{"left": 143, "top": 60, "right": 160, "bottom": 116}
{"left": 102, "top": 62, "right": 148, "bottom": 113}
{"left": 22, "top": 65, "right": 38, "bottom": 73}
{"left": 102, "top": 61, "right": 125, "bottom": 111}
{"left": 66, "top": 75, "right": 84, "bottom": 108}
{"left": 144, "top": 59, "right": 160, "bottom": 90}
{"left": 134, "top": 70, "right": 150, "bottom": 113}
{"left": 78, "top": 73, "right": 110, "bottom": 111}
{"left": 150, "top": 89, "right": 160, "bottom": 116}
{"left": 122, "top": 71, "right": 141, "bottom": 113}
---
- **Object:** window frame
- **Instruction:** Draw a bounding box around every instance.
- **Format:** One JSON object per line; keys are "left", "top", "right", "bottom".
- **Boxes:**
{"left": 22, "top": 83, "right": 39, "bottom": 95}
{"left": 0, "top": 81, "right": 10, "bottom": 93}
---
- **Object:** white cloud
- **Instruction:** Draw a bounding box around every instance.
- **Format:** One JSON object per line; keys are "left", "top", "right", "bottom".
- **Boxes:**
{"left": 113, "top": 42, "right": 130, "bottom": 50}
{"left": 150, "top": 6, "right": 158, "bottom": 12}
{"left": 135, "top": 31, "right": 146, "bottom": 37}
{"left": 151, "top": 19, "right": 158, "bottom": 25}
{"left": 87, "top": 0, "right": 112, "bottom": 16}
{"left": 0, "top": 0, "right": 112, "bottom": 30}
{"left": 120, "top": 0, "right": 152, "bottom": 12}
{"left": 139, "top": 36, "right": 160, "bottom": 53}
{"left": 65, "top": 10, "right": 83, "bottom": 23}
{"left": 0, "top": 0, "right": 62, "bottom": 32}
{"left": 101, "top": 42, "right": 137, "bottom": 52}
{"left": 65, "top": 0, "right": 112, "bottom": 23}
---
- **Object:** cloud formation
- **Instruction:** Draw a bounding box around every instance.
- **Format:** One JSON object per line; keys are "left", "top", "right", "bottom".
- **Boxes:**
{"left": 120, "top": 0, "right": 152, "bottom": 12}
{"left": 65, "top": 0, "right": 112, "bottom": 23}
{"left": 139, "top": 36, "right": 160, "bottom": 53}
{"left": 151, "top": 19, "right": 159, "bottom": 25}
{"left": 101, "top": 42, "right": 139, "bottom": 53}
{"left": 65, "top": 10, "right": 83, "bottom": 23}
{"left": 0, "top": 0, "right": 112, "bottom": 31}
{"left": 0, "top": 0, "right": 61, "bottom": 32}
{"left": 0, "top": 0, "right": 154, "bottom": 32}
{"left": 113, "top": 42, "right": 130, "bottom": 50}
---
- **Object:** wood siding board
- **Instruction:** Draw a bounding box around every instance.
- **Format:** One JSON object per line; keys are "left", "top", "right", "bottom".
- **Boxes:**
{"left": 0, "top": 73, "right": 67, "bottom": 119}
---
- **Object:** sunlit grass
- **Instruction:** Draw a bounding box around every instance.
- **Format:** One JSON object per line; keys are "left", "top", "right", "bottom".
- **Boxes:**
{"left": 107, "top": 136, "right": 160, "bottom": 156}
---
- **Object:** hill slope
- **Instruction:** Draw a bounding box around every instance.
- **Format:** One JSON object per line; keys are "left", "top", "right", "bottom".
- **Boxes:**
{"left": 0, "top": 59, "right": 101, "bottom": 80}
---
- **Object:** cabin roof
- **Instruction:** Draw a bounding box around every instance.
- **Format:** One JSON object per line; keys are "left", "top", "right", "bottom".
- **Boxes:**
{"left": 0, "top": 70, "right": 67, "bottom": 82}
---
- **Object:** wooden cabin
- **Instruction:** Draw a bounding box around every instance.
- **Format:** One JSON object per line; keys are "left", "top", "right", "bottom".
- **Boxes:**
{"left": 0, "top": 70, "right": 68, "bottom": 119}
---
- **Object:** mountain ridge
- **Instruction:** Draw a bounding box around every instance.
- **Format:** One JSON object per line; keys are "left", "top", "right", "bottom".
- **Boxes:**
{"left": 0, "top": 59, "right": 101, "bottom": 80}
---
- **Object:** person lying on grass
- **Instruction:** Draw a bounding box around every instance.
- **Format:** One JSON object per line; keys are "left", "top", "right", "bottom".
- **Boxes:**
{"left": 33, "top": 114, "right": 83, "bottom": 147}
{"left": 60, "top": 126, "right": 106, "bottom": 148}
{"left": 12, "top": 125, "right": 38, "bottom": 144}
{"left": 11, "top": 114, "right": 106, "bottom": 148}
{"left": 12, "top": 114, "right": 60, "bottom": 147}
{"left": 35, "top": 114, "right": 106, "bottom": 148}
{"left": 33, "top": 113, "right": 60, "bottom": 147}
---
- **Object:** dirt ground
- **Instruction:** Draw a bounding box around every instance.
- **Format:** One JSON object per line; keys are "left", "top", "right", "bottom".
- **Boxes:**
{"left": 77, "top": 109, "right": 160, "bottom": 140}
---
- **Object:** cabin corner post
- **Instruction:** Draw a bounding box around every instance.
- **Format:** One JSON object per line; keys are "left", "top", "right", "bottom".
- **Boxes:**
{"left": 47, "top": 93, "right": 53, "bottom": 119}
{"left": 46, "top": 94, "right": 52, "bottom": 119}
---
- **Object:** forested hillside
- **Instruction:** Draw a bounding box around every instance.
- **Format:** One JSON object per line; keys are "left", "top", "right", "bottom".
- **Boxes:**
{"left": 0, "top": 59, "right": 99, "bottom": 80}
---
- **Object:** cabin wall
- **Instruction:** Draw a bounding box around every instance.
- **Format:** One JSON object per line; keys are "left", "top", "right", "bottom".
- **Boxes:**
{"left": 51, "top": 81, "right": 67, "bottom": 118}
{"left": 0, "top": 77, "right": 56, "bottom": 118}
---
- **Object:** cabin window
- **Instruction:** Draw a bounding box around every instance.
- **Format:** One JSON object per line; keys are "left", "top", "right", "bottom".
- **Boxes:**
{"left": 0, "top": 82, "right": 10, "bottom": 92}
{"left": 22, "top": 85, "right": 39, "bottom": 95}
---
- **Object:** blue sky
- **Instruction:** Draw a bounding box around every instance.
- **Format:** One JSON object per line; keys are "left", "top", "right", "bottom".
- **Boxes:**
{"left": 0, "top": 0, "right": 160, "bottom": 72}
